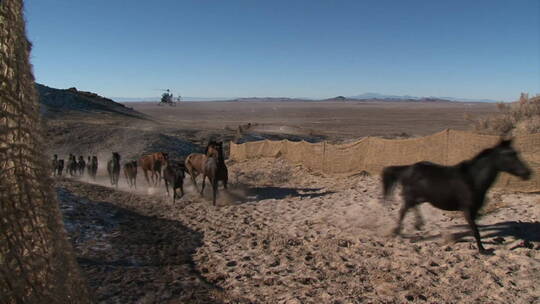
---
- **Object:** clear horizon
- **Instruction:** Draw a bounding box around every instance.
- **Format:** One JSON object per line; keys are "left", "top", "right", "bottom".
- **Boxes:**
{"left": 26, "top": 0, "right": 540, "bottom": 101}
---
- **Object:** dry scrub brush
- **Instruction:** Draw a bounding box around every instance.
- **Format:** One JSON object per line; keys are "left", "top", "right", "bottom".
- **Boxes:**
{"left": 468, "top": 94, "right": 540, "bottom": 136}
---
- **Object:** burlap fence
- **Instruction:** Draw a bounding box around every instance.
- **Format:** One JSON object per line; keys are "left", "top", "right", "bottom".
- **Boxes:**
{"left": 230, "top": 129, "right": 540, "bottom": 192}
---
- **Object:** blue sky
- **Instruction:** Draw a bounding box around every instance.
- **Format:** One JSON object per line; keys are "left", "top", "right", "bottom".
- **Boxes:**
{"left": 25, "top": 0, "right": 539, "bottom": 101}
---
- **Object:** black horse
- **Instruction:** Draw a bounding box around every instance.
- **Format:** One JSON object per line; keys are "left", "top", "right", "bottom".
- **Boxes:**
{"left": 88, "top": 156, "right": 98, "bottom": 180}
{"left": 163, "top": 161, "right": 186, "bottom": 203}
{"left": 107, "top": 152, "right": 121, "bottom": 188}
{"left": 382, "top": 139, "right": 531, "bottom": 254}
{"left": 51, "top": 154, "right": 58, "bottom": 176}
{"left": 67, "top": 154, "right": 78, "bottom": 176}
{"left": 55, "top": 159, "right": 64, "bottom": 176}
{"left": 77, "top": 156, "right": 86, "bottom": 176}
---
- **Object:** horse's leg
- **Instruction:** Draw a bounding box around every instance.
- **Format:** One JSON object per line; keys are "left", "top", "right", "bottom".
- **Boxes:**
{"left": 165, "top": 179, "right": 170, "bottom": 196}
{"left": 464, "top": 209, "right": 487, "bottom": 254}
{"left": 200, "top": 174, "right": 206, "bottom": 196}
{"left": 212, "top": 178, "right": 218, "bottom": 206}
{"left": 393, "top": 199, "right": 414, "bottom": 235}
{"left": 413, "top": 207, "right": 425, "bottom": 230}
{"left": 188, "top": 166, "right": 199, "bottom": 191}
{"left": 143, "top": 169, "right": 150, "bottom": 185}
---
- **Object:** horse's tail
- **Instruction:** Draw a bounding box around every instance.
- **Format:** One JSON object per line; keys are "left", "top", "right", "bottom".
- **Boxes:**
{"left": 381, "top": 165, "right": 409, "bottom": 201}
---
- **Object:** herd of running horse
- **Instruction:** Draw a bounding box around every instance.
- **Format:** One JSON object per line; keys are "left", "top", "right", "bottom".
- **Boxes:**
{"left": 51, "top": 138, "right": 531, "bottom": 254}
{"left": 51, "top": 141, "right": 228, "bottom": 205}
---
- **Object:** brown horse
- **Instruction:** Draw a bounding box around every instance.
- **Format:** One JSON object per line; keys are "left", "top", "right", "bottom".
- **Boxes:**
{"left": 185, "top": 142, "right": 217, "bottom": 192}
{"left": 123, "top": 160, "right": 138, "bottom": 189}
{"left": 139, "top": 152, "right": 168, "bottom": 186}
{"left": 198, "top": 141, "right": 228, "bottom": 206}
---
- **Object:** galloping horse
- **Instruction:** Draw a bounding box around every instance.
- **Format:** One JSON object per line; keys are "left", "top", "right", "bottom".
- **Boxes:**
{"left": 107, "top": 152, "right": 121, "bottom": 188}
{"left": 381, "top": 139, "right": 531, "bottom": 254}
{"left": 67, "top": 154, "right": 78, "bottom": 176}
{"left": 200, "top": 141, "right": 228, "bottom": 205}
{"left": 88, "top": 156, "right": 98, "bottom": 180}
{"left": 163, "top": 161, "right": 186, "bottom": 203}
{"left": 51, "top": 154, "right": 58, "bottom": 176}
{"left": 185, "top": 141, "right": 219, "bottom": 191}
{"left": 77, "top": 156, "right": 86, "bottom": 176}
{"left": 54, "top": 158, "right": 64, "bottom": 176}
{"left": 139, "top": 152, "right": 168, "bottom": 186}
{"left": 123, "top": 160, "right": 138, "bottom": 189}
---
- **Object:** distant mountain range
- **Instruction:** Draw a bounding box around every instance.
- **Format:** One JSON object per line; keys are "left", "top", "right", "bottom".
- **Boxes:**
{"left": 346, "top": 93, "right": 499, "bottom": 103}
{"left": 111, "top": 93, "right": 500, "bottom": 103}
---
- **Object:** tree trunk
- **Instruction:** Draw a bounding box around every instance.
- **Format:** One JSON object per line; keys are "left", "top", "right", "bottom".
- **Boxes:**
{"left": 0, "top": 1, "right": 92, "bottom": 303}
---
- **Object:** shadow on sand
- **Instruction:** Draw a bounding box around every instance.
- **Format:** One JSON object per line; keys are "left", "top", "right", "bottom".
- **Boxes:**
{"left": 57, "top": 188, "right": 232, "bottom": 303}
{"left": 246, "top": 186, "right": 335, "bottom": 200}
{"left": 403, "top": 221, "right": 540, "bottom": 246}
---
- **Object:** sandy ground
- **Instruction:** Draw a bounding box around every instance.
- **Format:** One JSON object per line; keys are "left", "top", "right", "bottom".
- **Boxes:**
{"left": 56, "top": 157, "right": 539, "bottom": 304}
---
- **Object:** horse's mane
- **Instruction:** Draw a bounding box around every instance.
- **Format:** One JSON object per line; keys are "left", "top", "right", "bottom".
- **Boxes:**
{"left": 456, "top": 145, "right": 501, "bottom": 173}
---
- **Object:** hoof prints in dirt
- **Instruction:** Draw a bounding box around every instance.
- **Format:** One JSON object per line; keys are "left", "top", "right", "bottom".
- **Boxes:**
{"left": 57, "top": 188, "right": 227, "bottom": 303}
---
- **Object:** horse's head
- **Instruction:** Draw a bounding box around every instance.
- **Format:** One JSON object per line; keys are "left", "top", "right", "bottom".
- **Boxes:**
{"left": 493, "top": 139, "right": 531, "bottom": 180}
{"left": 113, "top": 152, "right": 120, "bottom": 162}
{"left": 161, "top": 152, "right": 169, "bottom": 161}
{"left": 206, "top": 141, "right": 220, "bottom": 158}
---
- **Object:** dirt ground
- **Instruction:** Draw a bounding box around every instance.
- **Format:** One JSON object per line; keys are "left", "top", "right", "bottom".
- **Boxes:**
{"left": 47, "top": 101, "right": 540, "bottom": 303}
{"left": 128, "top": 101, "right": 497, "bottom": 140}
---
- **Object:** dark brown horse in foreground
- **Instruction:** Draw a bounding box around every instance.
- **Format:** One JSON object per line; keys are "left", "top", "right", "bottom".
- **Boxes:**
{"left": 139, "top": 152, "right": 168, "bottom": 186}
{"left": 382, "top": 139, "right": 531, "bottom": 254}
{"left": 123, "top": 160, "right": 138, "bottom": 189}
{"left": 163, "top": 161, "right": 185, "bottom": 203}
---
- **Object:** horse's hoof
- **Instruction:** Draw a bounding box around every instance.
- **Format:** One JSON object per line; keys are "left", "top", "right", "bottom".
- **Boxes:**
{"left": 479, "top": 248, "right": 494, "bottom": 255}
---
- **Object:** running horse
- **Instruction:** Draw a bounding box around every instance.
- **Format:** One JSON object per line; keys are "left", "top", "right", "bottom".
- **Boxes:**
{"left": 186, "top": 141, "right": 228, "bottom": 205}
{"left": 107, "top": 152, "right": 121, "bottom": 188}
{"left": 381, "top": 138, "right": 531, "bottom": 254}
{"left": 185, "top": 142, "right": 213, "bottom": 191}
{"left": 139, "top": 152, "right": 168, "bottom": 186}
{"left": 123, "top": 160, "right": 138, "bottom": 189}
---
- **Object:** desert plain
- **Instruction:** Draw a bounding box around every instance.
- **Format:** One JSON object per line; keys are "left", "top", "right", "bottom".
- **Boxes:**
{"left": 46, "top": 100, "right": 540, "bottom": 303}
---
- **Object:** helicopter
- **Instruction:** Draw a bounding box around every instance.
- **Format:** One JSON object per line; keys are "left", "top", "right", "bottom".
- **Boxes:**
{"left": 155, "top": 89, "right": 182, "bottom": 106}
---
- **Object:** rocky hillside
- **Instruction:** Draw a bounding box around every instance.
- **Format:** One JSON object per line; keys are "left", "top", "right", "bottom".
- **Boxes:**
{"left": 37, "top": 83, "right": 143, "bottom": 118}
